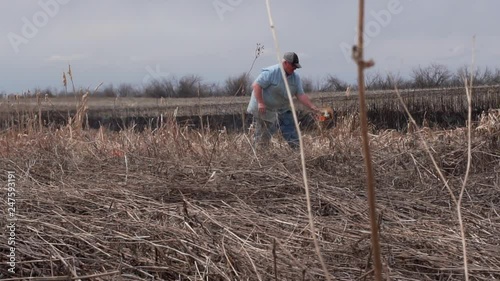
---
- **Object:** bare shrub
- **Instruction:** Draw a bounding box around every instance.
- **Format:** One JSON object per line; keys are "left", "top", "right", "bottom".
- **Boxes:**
{"left": 301, "top": 77, "right": 317, "bottom": 93}
{"left": 223, "top": 72, "right": 252, "bottom": 96}
{"left": 204, "top": 82, "right": 224, "bottom": 97}
{"left": 143, "top": 78, "right": 177, "bottom": 98}
{"left": 99, "top": 84, "right": 116, "bottom": 97}
{"left": 319, "top": 74, "right": 350, "bottom": 92}
{"left": 451, "top": 66, "right": 500, "bottom": 87}
{"left": 364, "top": 71, "right": 410, "bottom": 90}
{"left": 411, "top": 63, "right": 452, "bottom": 88}
{"left": 117, "top": 83, "right": 139, "bottom": 97}
{"left": 177, "top": 75, "right": 204, "bottom": 98}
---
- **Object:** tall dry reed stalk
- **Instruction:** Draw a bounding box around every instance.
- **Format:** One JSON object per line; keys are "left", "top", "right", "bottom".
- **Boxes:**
{"left": 389, "top": 37, "right": 477, "bottom": 280}
{"left": 36, "top": 92, "right": 42, "bottom": 132}
{"left": 353, "top": 1, "right": 383, "bottom": 280}
{"left": 264, "top": 1, "right": 332, "bottom": 280}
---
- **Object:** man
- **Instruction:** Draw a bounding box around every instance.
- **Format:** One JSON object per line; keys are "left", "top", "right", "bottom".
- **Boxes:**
{"left": 247, "top": 52, "right": 320, "bottom": 149}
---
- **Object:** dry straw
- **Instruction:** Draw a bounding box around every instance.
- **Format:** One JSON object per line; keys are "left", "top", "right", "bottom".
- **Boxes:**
{"left": 264, "top": 1, "right": 332, "bottom": 280}
{"left": 390, "top": 37, "right": 479, "bottom": 281}
{"left": 1, "top": 15, "right": 500, "bottom": 281}
{"left": 2, "top": 118, "right": 499, "bottom": 280}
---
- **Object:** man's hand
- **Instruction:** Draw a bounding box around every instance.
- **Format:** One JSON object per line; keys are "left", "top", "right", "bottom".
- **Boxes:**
{"left": 258, "top": 102, "right": 266, "bottom": 114}
{"left": 253, "top": 83, "right": 266, "bottom": 115}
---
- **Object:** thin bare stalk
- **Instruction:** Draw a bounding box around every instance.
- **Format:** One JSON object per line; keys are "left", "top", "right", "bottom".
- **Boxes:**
{"left": 456, "top": 36, "right": 476, "bottom": 281}
{"left": 234, "top": 43, "right": 264, "bottom": 97}
{"left": 353, "top": 1, "right": 383, "bottom": 280}
{"left": 264, "top": 1, "right": 332, "bottom": 280}
{"left": 68, "top": 64, "right": 76, "bottom": 95}
{"left": 124, "top": 153, "right": 129, "bottom": 184}
{"left": 389, "top": 66, "right": 472, "bottom": 279}
{"left": 62, "top": 72, "right": 68, "bottom": 96}
{"left": 37, "top": 92, "right": 42, "bottom": 132}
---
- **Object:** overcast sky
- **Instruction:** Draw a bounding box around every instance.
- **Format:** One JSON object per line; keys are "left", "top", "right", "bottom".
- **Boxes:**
{"left": 1, "top": 0, "right": 499, "bottom": 93}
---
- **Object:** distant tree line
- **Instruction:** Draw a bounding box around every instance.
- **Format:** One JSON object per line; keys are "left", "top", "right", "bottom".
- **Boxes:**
{"left": 5, "top": 64, "right": 500, "bottom": 99}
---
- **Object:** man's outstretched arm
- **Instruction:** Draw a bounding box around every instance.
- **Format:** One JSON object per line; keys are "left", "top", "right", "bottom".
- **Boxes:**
{"left": 296, "top": 94, "right": 320, "bottom": 112}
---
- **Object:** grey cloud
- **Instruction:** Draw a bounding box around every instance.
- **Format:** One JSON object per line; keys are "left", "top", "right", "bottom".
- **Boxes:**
{"left": 1, "top": 0, "right": 499, "bottom": 93}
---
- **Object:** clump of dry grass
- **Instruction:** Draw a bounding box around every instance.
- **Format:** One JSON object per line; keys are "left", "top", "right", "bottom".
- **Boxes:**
{"left": 0, "top": 117, "right": 499, "bottom": 280}
{"left": 476, "top": 109, "right": 500, "bottom": 148}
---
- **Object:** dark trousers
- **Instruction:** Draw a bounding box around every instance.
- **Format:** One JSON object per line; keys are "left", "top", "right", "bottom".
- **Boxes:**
{"left": 253, "top": 110, "right": 299, "bottom": 149}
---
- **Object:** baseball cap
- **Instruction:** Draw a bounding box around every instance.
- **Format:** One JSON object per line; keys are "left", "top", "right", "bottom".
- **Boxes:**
{"left": 283, "top": 52, "right": 302, "bottom": 68}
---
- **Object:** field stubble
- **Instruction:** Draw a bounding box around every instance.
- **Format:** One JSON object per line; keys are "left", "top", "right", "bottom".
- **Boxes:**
{"left": 1, "top": 86, "right": 499, "bottom": 118}
{"left": 0, "top": 110, "right": 499, "bottom": 280}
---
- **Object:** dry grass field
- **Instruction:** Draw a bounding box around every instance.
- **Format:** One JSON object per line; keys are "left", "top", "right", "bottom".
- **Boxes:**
{"left": 3, "top": 1, "right": 499, "bottom": 279}
{"left": 1, "top": 86, "right": 498, "bottom": 119}
{"left": 0, "top": 107, "right": 499, "bottom": 280}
